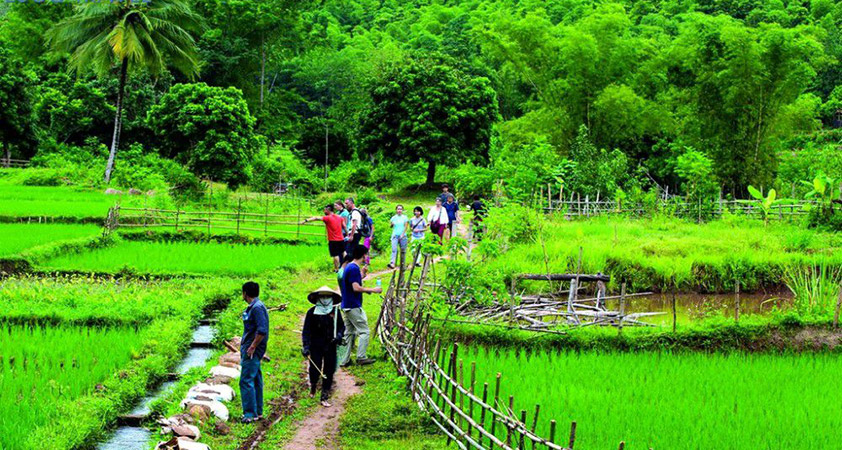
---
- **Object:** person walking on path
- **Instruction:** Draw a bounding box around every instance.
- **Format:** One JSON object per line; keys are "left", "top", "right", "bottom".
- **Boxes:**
{"left": 338, "top": 245, "right": 382, "bottom": 367}
{"left": 360, "top": 207, "right": 374, "bottom": 267}
{"left": 409, "top": 206, "right": 427, "bottom": 265}
{"left": 388, "top": 205, "right": 409, "bottom": 269}
{"left": 344, "top": 197, "right": 363, "bottom": 258}
{"left": 468, "top": 195, "right": 486, "bottom": 241}
{"left": 335, "top": 201, "right": 350, "bottom": 233}
{"left": 438, "top": 184, "right": 453, "bottom": 204}
{"left": 443, "top": 194, "right": 460, "bottom": 240}
{"left": 302, "top": 286, "right": 345, "bottom": 407}
{"left": 302, "top": 204, "right": 346, "bottom": 271}
{"left": 240, "top": 281, "right": 269, "bottom": 423}
{"left": 427, "top": 197, "right": 449, "bottom": 243}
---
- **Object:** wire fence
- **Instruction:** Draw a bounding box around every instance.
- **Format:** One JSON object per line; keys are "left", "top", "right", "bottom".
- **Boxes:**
{"left": 376, "top": 251, "right": 629, "bottom": 450}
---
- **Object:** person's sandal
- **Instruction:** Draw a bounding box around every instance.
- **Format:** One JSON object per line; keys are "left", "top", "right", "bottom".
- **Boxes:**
{"left": 357, "top": 358, "right": 376, "bottom": 365}
{"left": 321, "top": 400, "right": 332, "bottom": 407}
{"left": 240, "top": 416, "right": 259, "bottom": 424}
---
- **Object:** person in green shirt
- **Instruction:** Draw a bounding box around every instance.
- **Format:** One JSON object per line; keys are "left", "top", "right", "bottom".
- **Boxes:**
{"left": 388, "top": 205, "right": 409, "bottom": 269}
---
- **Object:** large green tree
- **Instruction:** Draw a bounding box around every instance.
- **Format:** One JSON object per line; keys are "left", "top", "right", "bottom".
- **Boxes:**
{"left": 360, "top": 54, "right": 499, "bottom": 185}
{"left": 0, "top": 48, "right": 36, "bottom": 164}
{"left": 147, "top": 83, "right": 258, "bottom": 188}
{"left": 47, "top": 0, "right": 202, "bottom": 183}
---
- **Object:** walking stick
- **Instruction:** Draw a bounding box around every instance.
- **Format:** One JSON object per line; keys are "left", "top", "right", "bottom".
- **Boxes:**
{"left": 308, "top": 356, "right": 328, "bottom": 379}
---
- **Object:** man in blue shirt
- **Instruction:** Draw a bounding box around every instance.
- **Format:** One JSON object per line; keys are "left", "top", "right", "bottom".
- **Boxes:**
{"left": 443, "top": 193, "right": 460, "bottom": 240}
{"left": 240, "top": 281, "right": 269, "bottom": 423}
{"left": 338, "top": 245, "right": 382, "bottom": 367}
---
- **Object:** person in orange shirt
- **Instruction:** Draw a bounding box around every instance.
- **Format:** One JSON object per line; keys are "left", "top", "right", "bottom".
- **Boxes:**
{"left": 302, "top": 204, "right": 347, "bottom": 271}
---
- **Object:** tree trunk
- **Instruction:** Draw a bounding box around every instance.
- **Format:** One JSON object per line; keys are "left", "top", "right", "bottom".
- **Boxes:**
{"left": 260, "top": 34, "right": 265, "bottom": 107}
{"left": 104, "top": 58, "right": 128, "bottom": 184}
{"left": 3, "top": 146, "right": 10, "bottom": 168}
{"left": 426, "top": 160, "right": 437, "bottom": 186}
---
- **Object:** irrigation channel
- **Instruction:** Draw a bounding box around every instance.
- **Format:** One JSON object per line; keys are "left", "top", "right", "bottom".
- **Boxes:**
{"left": 98, "top": 322, "right": 216, "bottom": 449}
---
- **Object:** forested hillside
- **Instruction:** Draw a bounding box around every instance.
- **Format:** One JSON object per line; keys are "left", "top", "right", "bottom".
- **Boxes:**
{"left": 2, "top": 0, "right": 841, "bottom": 200}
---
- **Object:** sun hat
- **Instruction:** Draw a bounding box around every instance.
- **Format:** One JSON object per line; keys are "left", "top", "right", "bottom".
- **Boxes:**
{"left": 307, "top": 286, "right": 342, "bottom": 305}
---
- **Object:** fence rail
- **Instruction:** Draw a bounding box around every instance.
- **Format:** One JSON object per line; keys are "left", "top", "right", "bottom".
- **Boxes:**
{"left": 376, "top": 251, "right": 628, "bottom": 449}
{"left": 107, "top": 204, "right": 324, "bottom": 239}
{"left": 542, "top": 193, "right": 812, "bottom": 221}
{"left": 1, "top": 158, "right": 30, "bottom": 169}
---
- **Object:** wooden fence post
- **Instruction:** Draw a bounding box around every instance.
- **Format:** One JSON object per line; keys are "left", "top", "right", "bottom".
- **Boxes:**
{"left": 490, "top": 373, "right": 501, "bottom": 443}
{"left": 264, "top": 196, "right": 269, "bottom": 237}
{"left": 735, "top": 280, "right": 740, "bottom": 323}
{"left": 549, "top": 420, "right": 557, "bottom": 445}
{"left": 618, "top": 282, "right": 626, "bottom": 336}
{"left": 568, "top": 421, "right": 577, "bottom": 449}
{"left": 296, "top": 195, "right": 302, "bottom": 239}
{"left": 672, "top": 284, "right": 677, "bottom": 333}
{"left": 834, "top": 285, "right": 842, "bottom": 329}
{"left": 236, "top": 197, "right": 242, "bottom": 236}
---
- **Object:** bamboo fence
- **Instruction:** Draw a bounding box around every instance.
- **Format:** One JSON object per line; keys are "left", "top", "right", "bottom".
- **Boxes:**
{"left": 106, "top": 203, "right": 324, "bottom": 240}
{"left": 376, "top": 252, "right": 630, "bottom": 450}
{"left": 1, "top": 157, "right": 30, "bottom": 169}
{"left": 537, "top": 185, "right": 813, "bottom": 221}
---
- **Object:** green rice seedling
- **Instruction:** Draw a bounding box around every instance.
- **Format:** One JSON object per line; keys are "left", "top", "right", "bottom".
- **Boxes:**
{"left": 39, "top": 240, "right": 325, "bottom": 276}
{"left": 0, "top": 223, "right": 101, "bottom": 257}
{"left": 458, "top": 345, "right": 842, "bottom": 450}
{"left": 482, "top": 216, "right": 842, "bottom": 293}
{"left": 0, "top": 276, "right": 234, "bottom": 325}
{"left": 0, "top": 185, "right": 154, "bottom": 219}
{"left": 784, "top": 259, "right": 842, "bottom": 317}
{"left": 0, "top": 324, "right": 146, "bottom": 449}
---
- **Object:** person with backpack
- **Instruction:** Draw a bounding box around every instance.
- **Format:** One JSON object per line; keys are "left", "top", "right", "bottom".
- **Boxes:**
{"left": 343, "top": 197, "right": 365, "bottom": 257}
{"left": 427, "top": 197, "right": 449, "bottom": 243}
{"left": 360, "top": 207, "right": 374, "bottom": 267}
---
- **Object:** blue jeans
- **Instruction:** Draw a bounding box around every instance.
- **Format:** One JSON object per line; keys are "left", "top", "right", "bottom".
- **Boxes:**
{"left": 240, "top": 356, "right": 263, "bottom": 418}
{"left": 390, "top": 235, "right": 408, "bottom": 265}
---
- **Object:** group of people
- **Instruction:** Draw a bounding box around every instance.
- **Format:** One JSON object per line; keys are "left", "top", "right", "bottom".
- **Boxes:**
{"left": 386, "top": 184, "right": 486, "bottom": 267}
{"left": 302, "top": 197, "right": 374, "bottom": 271}
{"left": 276, "top": 185, "right": 487, "bottom": 411}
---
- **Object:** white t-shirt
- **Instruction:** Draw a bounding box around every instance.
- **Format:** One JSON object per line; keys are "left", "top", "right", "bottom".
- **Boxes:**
{"left": 427, "top": 206, "right": 449, "bottom": 225}
{"left": 349, "top": 209, "right": 362, "bottom": 235}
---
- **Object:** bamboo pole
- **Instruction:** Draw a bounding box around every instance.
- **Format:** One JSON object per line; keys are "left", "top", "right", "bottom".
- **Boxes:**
{"left": 568, "top": 421, "right": 577, "bottom": 449}
{"left": 618, "top": 282, "right": 626, "bottom": 336}
{"left": 735, "top": 280, "right": 740, "bottom": 323}
{"left": 549, "top": 420, "right": 556, "bottom": 444}
{"left": 834, "top": 285, "right": 842, "bottom": 329}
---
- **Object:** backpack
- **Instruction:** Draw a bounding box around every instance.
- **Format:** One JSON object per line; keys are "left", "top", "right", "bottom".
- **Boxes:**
{"left": 356, "top": 209, "right": 372, "bottom": 238}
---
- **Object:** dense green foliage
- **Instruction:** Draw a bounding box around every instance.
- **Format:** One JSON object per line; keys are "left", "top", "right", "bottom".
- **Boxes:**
{"left": 148, "top": 83, "right": 259, "bottom": 187}
{"left": 462, "top": 345, "right": 842, "bottom": 449}
{"left": 4, "top": 0, "right": 842, "bottom": 204}
{"left": 0, "top": 324, "right": 146, "bottom": 449}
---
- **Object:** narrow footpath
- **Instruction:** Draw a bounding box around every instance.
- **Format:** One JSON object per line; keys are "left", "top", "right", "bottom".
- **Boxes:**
{"left": 282, "top": 367, "right": 361, "bottom": 449}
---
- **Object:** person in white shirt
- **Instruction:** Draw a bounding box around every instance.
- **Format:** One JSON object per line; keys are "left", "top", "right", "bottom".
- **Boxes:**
{"left": 344, "top": 197, "right": 363, "bottom": 257}
{"left": 427, "top": 197, "right": 449, "bottom": 242}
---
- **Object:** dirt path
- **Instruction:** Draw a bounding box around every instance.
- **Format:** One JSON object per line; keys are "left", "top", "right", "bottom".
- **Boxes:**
{"left": 282, "top": 367, "right": 362, "bottom": 449}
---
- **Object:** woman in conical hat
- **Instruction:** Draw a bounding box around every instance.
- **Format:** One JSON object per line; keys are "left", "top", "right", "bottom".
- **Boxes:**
{"left": 302, "top": 286, "right": 345, "bottom": 407}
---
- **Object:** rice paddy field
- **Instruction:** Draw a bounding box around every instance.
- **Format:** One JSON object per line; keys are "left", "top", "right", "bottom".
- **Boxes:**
{"left": 0, "top": 223, "right": 101, "bottom": 257}
{"left": 485, "top": 216, "right": 842, "bottom": 292}
{"left": 460, "top": 344, "right": 842, "bottom": 450}
{"left": 39, "top": 239, "right": 325, "bottom": 276}
{"left": 0, "top": 324, "right": 146, "bottom": 450}
{"left": 0, "top": 185, "right": 151, "bottom": 219}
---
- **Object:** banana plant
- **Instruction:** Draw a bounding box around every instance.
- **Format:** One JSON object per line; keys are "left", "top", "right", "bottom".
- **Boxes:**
{"left": 747, "top": 185, "right": 777, "bottom": 225}
{"left": 801, "top": 173, "right": 839, "bottom": 213}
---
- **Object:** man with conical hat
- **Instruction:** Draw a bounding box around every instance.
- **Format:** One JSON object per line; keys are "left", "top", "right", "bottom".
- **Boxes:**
{"left": 302, "top": 285, "right": 345, "bottom": 407}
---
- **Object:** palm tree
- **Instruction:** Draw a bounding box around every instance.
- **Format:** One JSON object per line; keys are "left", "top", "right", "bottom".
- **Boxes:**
{"left": 47, "top": 0, "right": 203, "bottom": 184}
